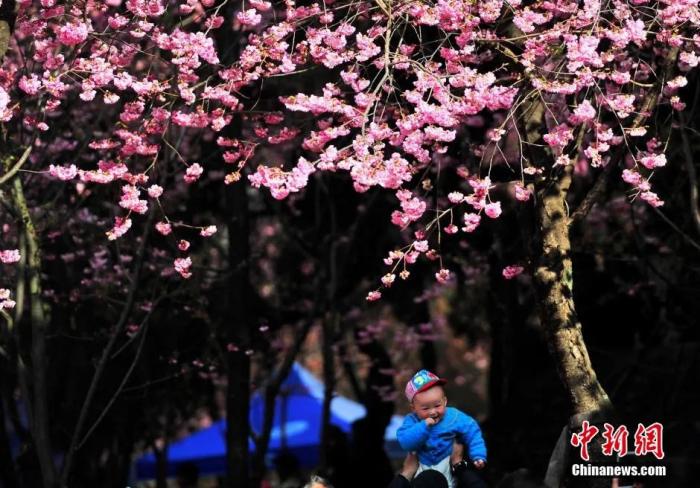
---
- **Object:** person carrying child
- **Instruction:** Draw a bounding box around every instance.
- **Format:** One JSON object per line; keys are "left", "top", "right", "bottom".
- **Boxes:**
{"left": 397, "top": 370, "right": 487, "bottom": 488}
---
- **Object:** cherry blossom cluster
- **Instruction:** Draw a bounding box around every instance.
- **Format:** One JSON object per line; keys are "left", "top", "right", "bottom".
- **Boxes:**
{"left": 228, "top": 0, "right": 700, "bottom": 297}
{"left": 3, "top": 0, "right": 237, "bottom": 279}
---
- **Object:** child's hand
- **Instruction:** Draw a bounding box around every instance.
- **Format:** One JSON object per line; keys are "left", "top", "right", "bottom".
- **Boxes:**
{"left": 424, "top": 417, "right": 437, "bottom": 426}
{"left": 473, "top": 459, "right": 486, "bottom": 469}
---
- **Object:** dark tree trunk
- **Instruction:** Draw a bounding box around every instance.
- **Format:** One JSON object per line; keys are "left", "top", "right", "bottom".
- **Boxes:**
{"left": 6, "top": 161, "right": 57, "bottom": 488}
{"left": 0, "top": 391, "right": 19, "bottom": 487}
{"left": 225, "top": 177, "right": 252, "bottom": 488}
{"left": 319, "top": 313, "right": 337, "bottom": 471}
{"left": 348, "top": 338, "right": 395, "bottom": 488}
{"left": 251, "top": 321, "right": 313, "bottom": 486}
{"left": 154, "top": 443, "right": 168, "bottom": 488}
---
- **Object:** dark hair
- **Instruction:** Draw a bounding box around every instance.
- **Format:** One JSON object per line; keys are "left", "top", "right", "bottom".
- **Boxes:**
{"left": 413, "top": 470, "right": 448, "bottom": 488}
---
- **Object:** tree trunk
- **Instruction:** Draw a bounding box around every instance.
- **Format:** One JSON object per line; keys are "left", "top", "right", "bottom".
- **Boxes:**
{"left": 251, "top": 321, "right": 313, "bottom": 486}
{"left": 154, "top": 443, "right": 168, "bottom": 488}
{"left": 225, "top": 178, "right": 252, "bottom": 488}
{"left": 0, "top": 390, "right": 19, "bottom": 487}
{"left": 319, "top": 312, "right": 337, "bottom": 471}
{"left": 533, "top": 165, "right": 612, "bottom": 415}
{"left": 8, "top": 164, "right": 57, "bottom": 488}
{"left": 533, "top": 165, "right": 614, "bottom": 488}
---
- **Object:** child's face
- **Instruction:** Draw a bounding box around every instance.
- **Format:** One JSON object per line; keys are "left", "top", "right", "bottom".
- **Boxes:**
{"left": 411, "top": 386, "right": 447, "bottom": 422}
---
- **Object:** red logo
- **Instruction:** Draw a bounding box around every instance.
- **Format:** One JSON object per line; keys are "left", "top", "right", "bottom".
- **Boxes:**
{"left": 570, "top": 422, "right": 664, "bottom": 460}
{"left": 634, "top": 423, "right": 665, "bottom": 460}
{"left": 601, "top": 423, "right": 629, "bottom": 457}
{"left": 570, "top": 421, "right": 599, "bottom": 461}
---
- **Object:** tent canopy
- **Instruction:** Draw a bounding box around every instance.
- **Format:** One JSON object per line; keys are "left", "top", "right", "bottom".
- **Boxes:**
{"left": 135, "top": 363, "right": 403, "bottom": 479}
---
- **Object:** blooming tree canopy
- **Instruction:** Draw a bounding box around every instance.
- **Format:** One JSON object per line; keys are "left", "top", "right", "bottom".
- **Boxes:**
{"left": 1, "top": 1, "right": 699, "bottom": 486}
{"left": 1, "top": 0, "right": 696, "bottom": 291}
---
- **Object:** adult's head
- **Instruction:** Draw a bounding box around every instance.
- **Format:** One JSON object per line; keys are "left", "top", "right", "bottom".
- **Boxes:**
{"left": 412, "top": 470, "right": 449, "bottom": 488}
{"left": 303, "top": 474, "right": 334, "bottom": 488}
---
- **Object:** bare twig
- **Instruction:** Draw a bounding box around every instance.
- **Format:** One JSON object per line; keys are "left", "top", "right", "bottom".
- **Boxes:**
{"left": 651, "top": 206, "right": 700, "bottom": 252}
{"left": 0, "top": 147, "right": 32, "bottom": 187}
{"left": 76, "top": 305, "right": 155, "bottom": 449}
{"left": 60, "top": 210, "right": 155, "bottom": 487}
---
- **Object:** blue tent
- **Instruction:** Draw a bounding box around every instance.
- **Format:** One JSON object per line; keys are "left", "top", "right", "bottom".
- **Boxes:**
{"left": 135, "top": 363, "right": 403, "bottom": 479}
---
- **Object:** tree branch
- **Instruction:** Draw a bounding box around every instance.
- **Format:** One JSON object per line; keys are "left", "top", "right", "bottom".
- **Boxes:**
{"left": 0, "top": 147, "right": 32, "bottom": 187}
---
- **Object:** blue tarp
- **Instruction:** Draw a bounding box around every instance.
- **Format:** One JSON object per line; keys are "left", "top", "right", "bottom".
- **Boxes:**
{"left": 135, "top": 363, "right": 403, "bottom": 479}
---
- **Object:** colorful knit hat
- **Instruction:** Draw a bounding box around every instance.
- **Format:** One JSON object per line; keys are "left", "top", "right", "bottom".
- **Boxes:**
{"left": 405, "top": 369, "right": 447, "bottom": 402}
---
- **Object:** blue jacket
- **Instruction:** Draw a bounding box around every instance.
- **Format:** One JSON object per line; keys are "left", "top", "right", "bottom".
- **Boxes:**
{"left": 396, "top": 407, "right": 487, "bottom": 466}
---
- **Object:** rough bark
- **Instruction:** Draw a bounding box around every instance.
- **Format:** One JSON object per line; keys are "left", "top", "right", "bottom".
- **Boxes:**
{"left": 534, "top": 164, "right": 613, "bottom": 415}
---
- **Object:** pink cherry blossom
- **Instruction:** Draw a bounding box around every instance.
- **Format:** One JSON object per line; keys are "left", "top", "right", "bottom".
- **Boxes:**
{"left": 49, "top": 164, "right": 78, "bottom": 181}
{"left": 570, "top": 100, "right": 597, "bottom": 124}
{"left": 381, "top": 273, "right": 396, "bottom": 287}
{"left": 448, "top": 192, "right": 464, "bottom": 204}
{"left": 184, "top": 164, "right": 204, "bottom": 184}
{"left": 106, "top": 217, "right": 132, "bottom": 241}
{"left": 462, "top": 213, "right": 481, "bottom": 233}
{"left": 178, "top": 240, "right": 190, "bottom": 251}
{"left": 435, "top": 268, "right": 451, "bottom": 284}
{"left": 57, "top": 22, "right": 89, "bottom": 46}
{"left": 237, "top": 9, "right": 262, "bottom": 26}
{"left": 119, "top": 185, "right": 148, "bottom": 214}
{"left": 514, "top": 184, "right": 532, "bottom": 202}
{"left": 0, "top": 289, "right": 16, "bottom": 310}
{"left": 444, "top": 224, "right": 459, "bottom": 234}
{"left": 502, "top": 265, "right": 525, "bottom": 280}
{"left": 147, "top": 185, "right": 163, "bottom": 198}
{"left": 414, "top": 240, "right": 429, "bottom": 252}
{"left": 639, "top": 153, "right": 667, "bottom": 170}
{"left": 155, "top": 222, "right": 172, "bottom": 235}
{"left": 0, "top": 250, "right": 21, "bottom": 264}
{"left": 640, "top": 191, "right": 664, "bottom": 207}
{"left": 543, "top": 124, "right": 574, "bottom": 149}
{"left": 174, "top": 257, "right": 193, "bottom": 279}
{"left": 366, "top": 290, "right": 382, "bottom": 301}
{"left": 19, "top": 75, "right": 42, "bottom": 95}
{"left": 484, "top": 202, "right": 503, "bottom": 219}
{"left": 200, "top": 225, "right": 217, "bottom": 237}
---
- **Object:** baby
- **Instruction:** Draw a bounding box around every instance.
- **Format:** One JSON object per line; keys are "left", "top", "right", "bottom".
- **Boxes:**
{"left": 396, "top": 370, "right": 487, "bottom": 488}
